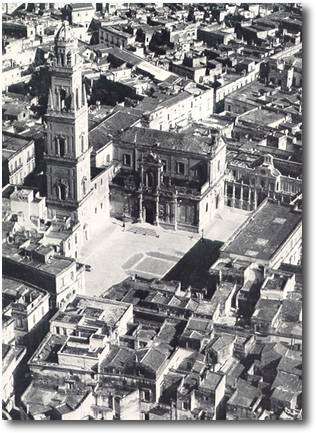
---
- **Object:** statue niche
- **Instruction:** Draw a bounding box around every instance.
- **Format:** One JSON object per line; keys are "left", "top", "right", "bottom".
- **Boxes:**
{"left": 144, "top": 169, "right": 158, "bottom": 190}
{"left": 60, "top": 88, "right": 72, "bottom": 112}
{"left": 55, "top": 179, "right": 69, "bottom": 201}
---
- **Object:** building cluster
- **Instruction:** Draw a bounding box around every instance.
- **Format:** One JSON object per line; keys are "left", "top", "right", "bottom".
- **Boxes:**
{"left": 2, "top": 3, "right": 303, "bottom": 421}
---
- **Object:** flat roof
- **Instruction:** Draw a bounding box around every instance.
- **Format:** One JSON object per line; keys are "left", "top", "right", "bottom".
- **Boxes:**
{"left": 2, "top": 133, "right": 33, "bottom": 162}
{"left": 222, "top": 201, "right": 302, "bottom": 262}
{"left": 3, "top": 244, "right": 75, "bottom": 275}
{"left": 240, "top": 108, "right": 286, "bottom": 126}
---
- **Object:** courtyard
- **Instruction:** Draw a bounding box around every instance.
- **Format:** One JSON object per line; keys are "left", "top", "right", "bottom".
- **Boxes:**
{"left": 78, "top": 206, "right": 251, "bottom": 296}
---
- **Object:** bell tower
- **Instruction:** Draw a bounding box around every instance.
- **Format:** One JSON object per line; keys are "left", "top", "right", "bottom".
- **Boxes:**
{"left": 45, "top": 22, "right": 91, "bottom": 221}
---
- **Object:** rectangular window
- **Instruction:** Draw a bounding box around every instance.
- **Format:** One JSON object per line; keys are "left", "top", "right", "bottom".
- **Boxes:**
{"left": 183, "top": 401, "right": 190, "bottom": 410}
{"left": 177, "top": 162, "right": 185, "bottom": 175}
{"left": 123, "top": 154, "right": 131, "bottom": 167}
{"left": 161, "top": 160, "right": 167, "bottom": 172}
{"left": 142, "top": 390, "right": 151, "bottom": 402}
{"left": 108, "top": 396, "right": 113, "bottom": 409}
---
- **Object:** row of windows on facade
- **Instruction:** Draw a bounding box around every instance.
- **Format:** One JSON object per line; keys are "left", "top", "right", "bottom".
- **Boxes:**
{"left": 15, "top": 304, "right": 46, "bottom": 329}
{"left": 64, "top": 202, "right": 105, "bottom": 252}
{"left": 9, "top": 151, "right": 33, "bottom": 172}
{"left": 10, "top": 162, "right": 35, "bottom": 185}
{"left": 122, "top": 153, "right": 212, "bottom": 177}
{"left": 57, "top": 288, "right": 77, "bottom": 309}
{"left": 94, "top": 392, "right": 152, "bottom": 419}
{"left": 60, "top": 272, "right": 75, "bottom": 288}
{"left": 151, "top": 101, "right": 195, "bottom": 120}
{"left": 99, "top": 35, "right": 127, "bottom": 47}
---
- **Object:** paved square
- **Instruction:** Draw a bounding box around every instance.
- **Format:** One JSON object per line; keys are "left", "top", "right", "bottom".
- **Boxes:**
{"left": 134, "top": 256, "right": 176, "bottom": 278}
{"left": 78, "top": 206, "right": 251, "bottom": 297}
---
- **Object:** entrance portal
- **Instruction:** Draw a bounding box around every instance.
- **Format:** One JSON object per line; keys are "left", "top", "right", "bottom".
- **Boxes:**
{"left": 143, "top": 201, "right": 155, "bottom": 225}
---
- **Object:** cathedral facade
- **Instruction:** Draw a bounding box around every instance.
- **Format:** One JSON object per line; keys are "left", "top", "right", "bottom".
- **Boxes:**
{"left": 110, "top": 127, "right": 226, "bottom": 233}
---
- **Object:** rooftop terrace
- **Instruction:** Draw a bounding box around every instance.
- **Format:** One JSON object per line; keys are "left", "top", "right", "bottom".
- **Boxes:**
{"left": 222, "top": 200, "right": 301, "bottom": 262}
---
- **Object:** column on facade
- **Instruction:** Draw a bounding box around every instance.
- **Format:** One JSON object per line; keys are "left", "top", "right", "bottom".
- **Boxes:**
{"left": 157, "top": 165, "right": 161, "bottom": 189}
{"left": 140, "top": 163, "right": 144, "bottom": 186}
{"left": 138, "top": 192, "right": 143, "bottom": 223}
{"left": 195, "top": 201, "right": 200, "bottom": 229}
{"left": 248, "top": 187, "right": 252, "bottom": 211}
{"left": 232, "top": 183, "right": 236, "bottom": 208}
{"left": 155, "top": 193, "right": 159, "bottom": 225}
{"left": 173, "top": 192, "right": 178, "bottom": 231}
{"left": 254, "top": 188, "right": 258, "bottom": 210}
{"left": 240, "top": 181, "right": 244, "bottom": 210}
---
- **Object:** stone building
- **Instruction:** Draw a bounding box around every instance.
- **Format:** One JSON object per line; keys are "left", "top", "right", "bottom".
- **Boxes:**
{"left": 99, "top": 25, "right": 136, "bottom": 49}
{"left": 110, "top": 127, "right": 226, "bottom": 233}
{"left": 2, "top": 132, "right": 35, "bottom": 187}
{"left": 220, "top": 199, "right": 302, "bottom": 269}
{"left": 44, "top": 23, "right": 111, "bottom": 250}
{"left": 3, "top": 243, "right": 86, "bottom": 309}
{"left": 2, "top": 277, "right": 50, "bottom": 338}
{"left": 224, "top": 153, "right": 302, "bottom": 211}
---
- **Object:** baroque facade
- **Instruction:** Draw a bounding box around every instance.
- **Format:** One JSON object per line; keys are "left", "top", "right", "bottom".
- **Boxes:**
{"left": 110, "top": 127, "right": 226, "bottom": 233}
